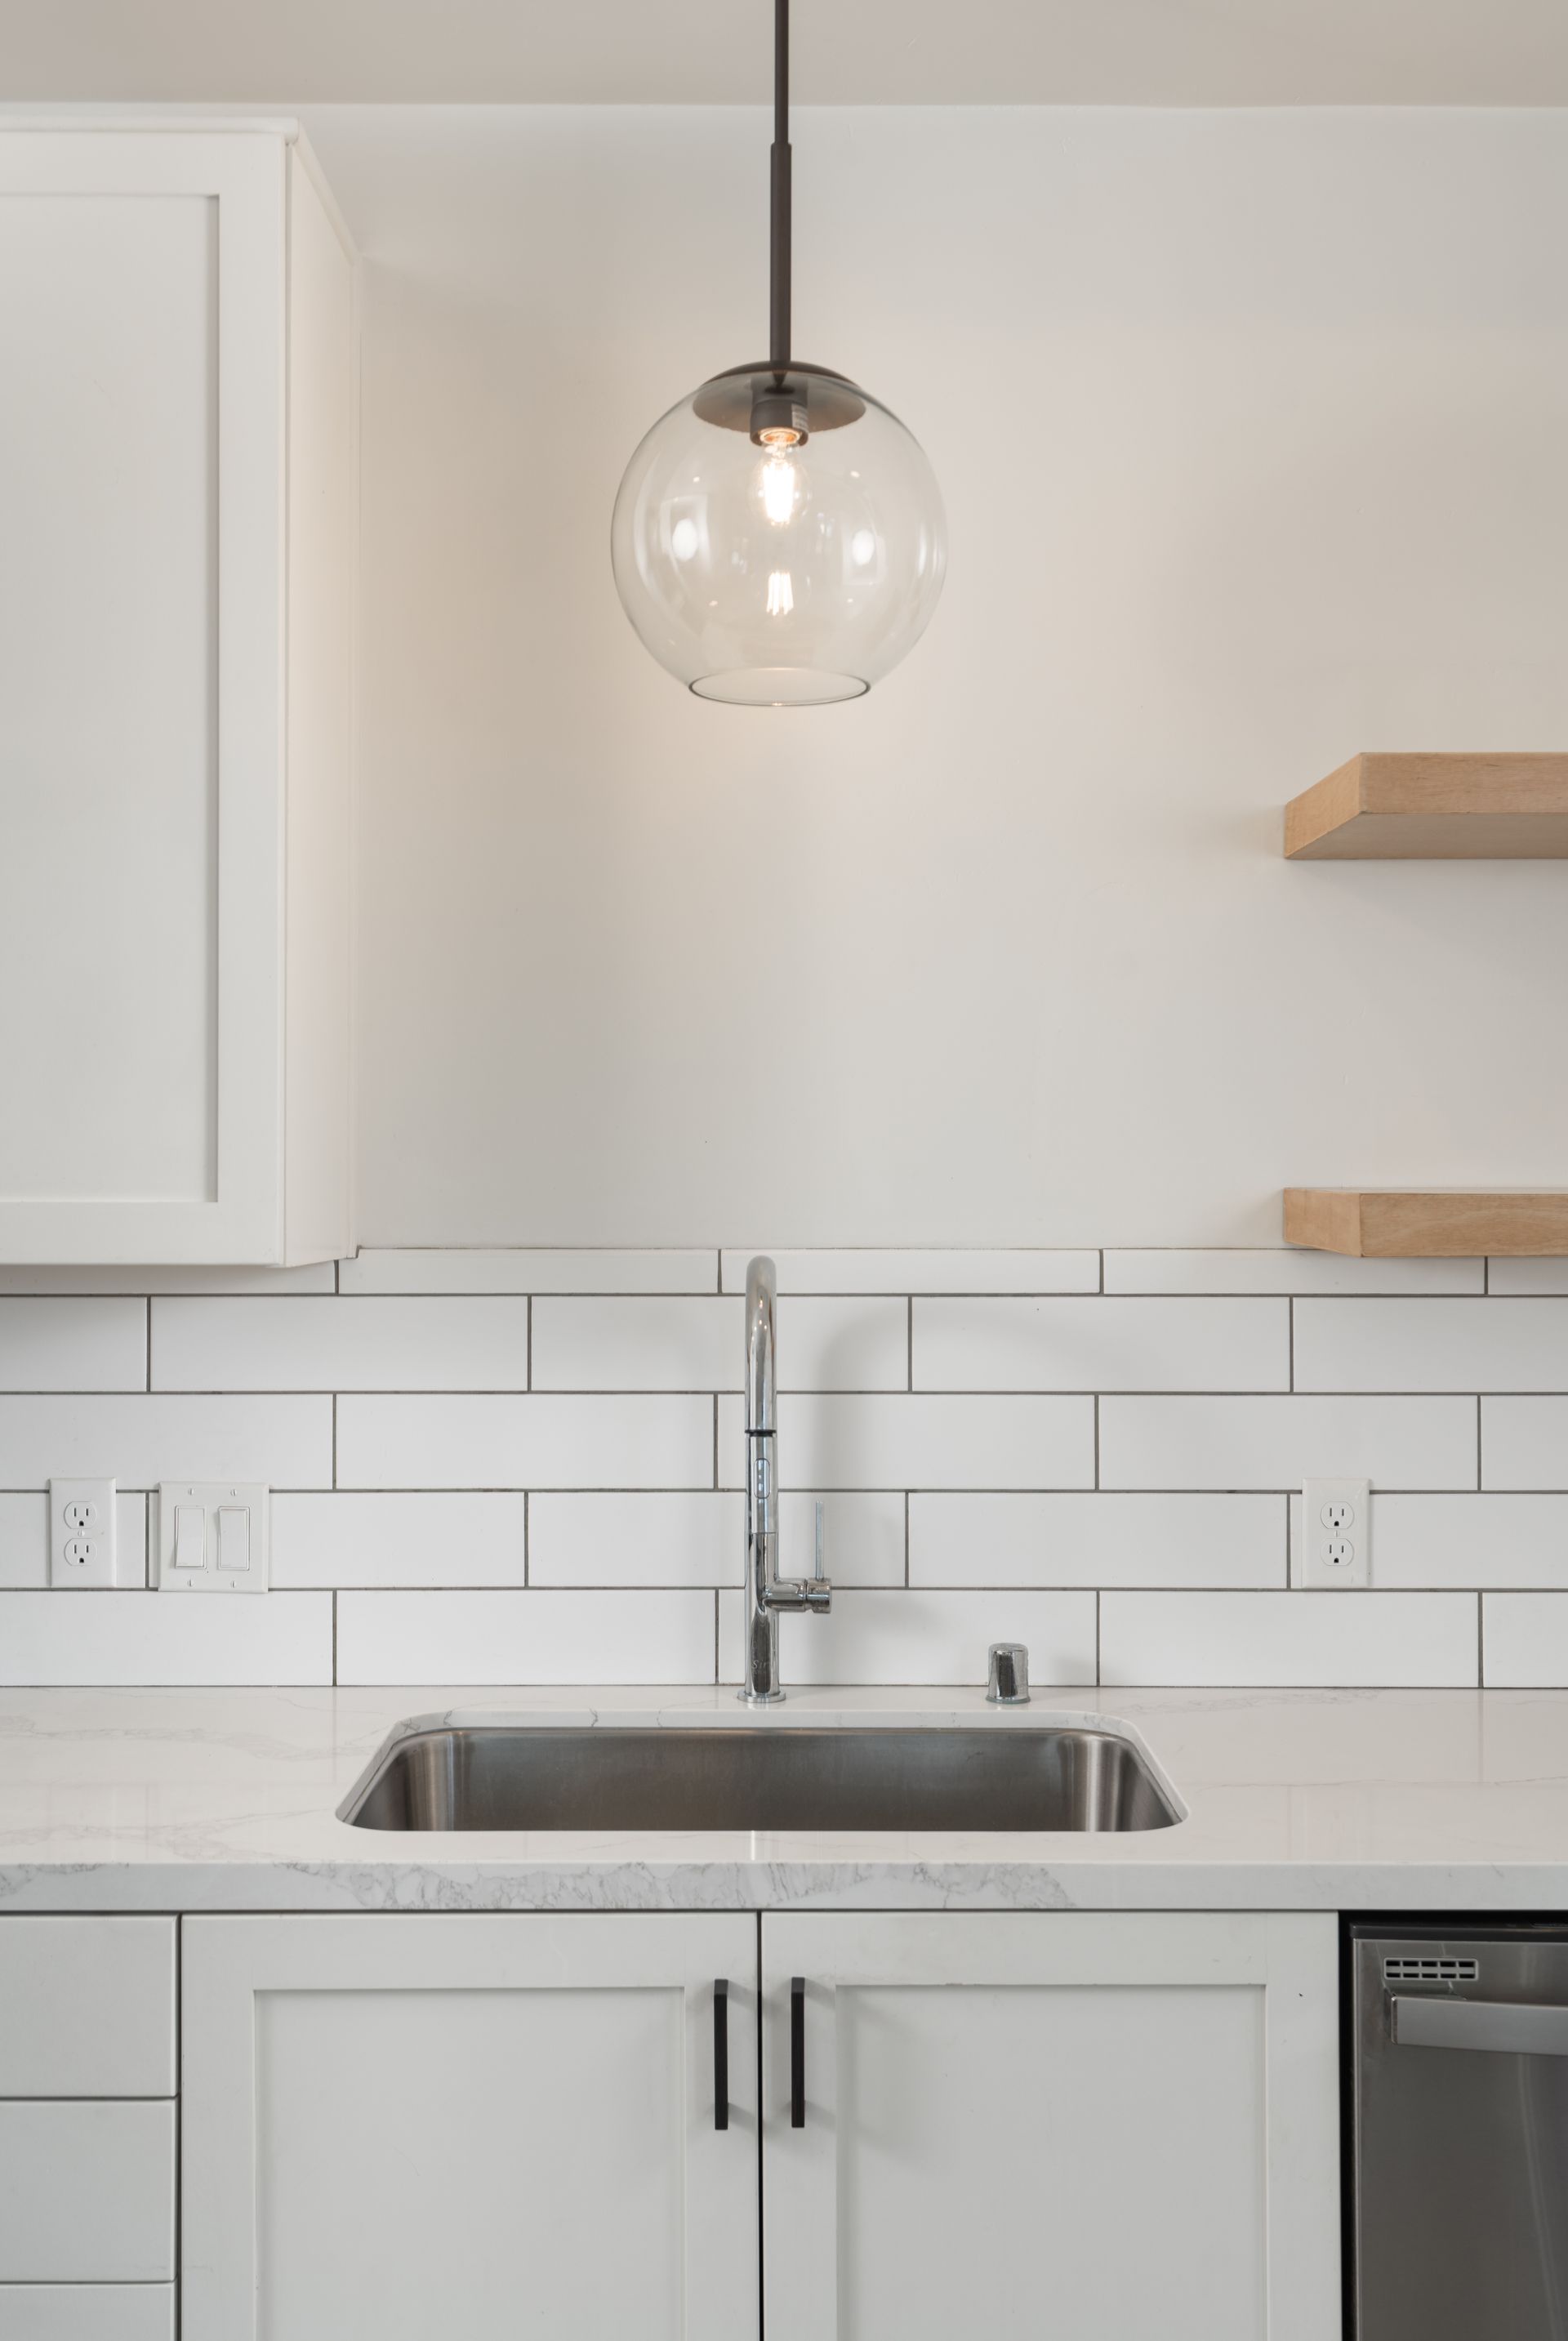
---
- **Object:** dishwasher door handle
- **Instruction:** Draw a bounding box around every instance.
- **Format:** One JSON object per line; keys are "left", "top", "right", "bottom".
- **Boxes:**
{"left": 1392, "top": 1995, "right": 1568, "bottom": 2057}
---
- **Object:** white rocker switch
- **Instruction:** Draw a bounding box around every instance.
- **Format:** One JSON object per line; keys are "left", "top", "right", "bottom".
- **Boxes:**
{"left": 216, "top": 1506, "right": 250, "bottom": 1573}
{"left": 157, "top": 1483, "right": 270, "bottom": 1591}
{"left": 173, "top": 1505, "right": 207, "bottom": 1570}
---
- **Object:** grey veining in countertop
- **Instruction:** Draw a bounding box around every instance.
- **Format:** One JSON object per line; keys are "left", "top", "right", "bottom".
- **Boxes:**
{"left": 2, "top": 1682, "right": 1568, "bottom": 1913}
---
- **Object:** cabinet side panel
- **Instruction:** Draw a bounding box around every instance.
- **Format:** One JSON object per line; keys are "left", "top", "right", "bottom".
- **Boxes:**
{"left": 283, "top": 150, "right": 355, "bottom": 1264}
{"left": 0, "top": 187, "right": 218, "bottom": 1206}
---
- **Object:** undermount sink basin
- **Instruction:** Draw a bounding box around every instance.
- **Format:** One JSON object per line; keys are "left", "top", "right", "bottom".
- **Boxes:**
{"left": 340, "top": 1722, "right": 1182, "bottom": 1834}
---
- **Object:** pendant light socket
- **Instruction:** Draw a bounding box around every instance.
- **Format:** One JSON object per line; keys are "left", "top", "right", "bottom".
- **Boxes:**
{"left": 750, "top": 386, "right": 809, "bottom": 448}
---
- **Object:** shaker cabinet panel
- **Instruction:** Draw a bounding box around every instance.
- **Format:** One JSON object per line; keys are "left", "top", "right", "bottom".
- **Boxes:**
{"left": 181, "top": 1913, "right": 760, "bottom": 2341}
{"left": 761, "top": 1910, "right": 1341, "bottom": 2341}
{"left": 0, "top": 123, "right": 354, "bottom": 1264}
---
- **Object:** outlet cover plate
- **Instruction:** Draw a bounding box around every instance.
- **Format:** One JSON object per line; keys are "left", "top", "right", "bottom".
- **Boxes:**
{"left": 49, "top": 1478, "right": 118, "bottom": 1589}
{"left": 155, "top": 1483, "right": 270, "bottom": 1592}
{"left": 1299, "top": 1478, "right": 1371, "bottom": 1590}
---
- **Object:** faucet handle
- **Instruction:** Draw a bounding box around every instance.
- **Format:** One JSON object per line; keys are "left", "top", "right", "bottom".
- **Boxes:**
{"left": 797, "top": 1496, "right": 831, "bottom": 1612}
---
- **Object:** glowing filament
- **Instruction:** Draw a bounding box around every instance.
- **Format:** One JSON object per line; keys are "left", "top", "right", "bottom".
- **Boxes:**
{"left": 765, "top": 569, "right": 795, "bottom": 618}
{"left": 758, "top": 453, "right": 798, "bottom": 526}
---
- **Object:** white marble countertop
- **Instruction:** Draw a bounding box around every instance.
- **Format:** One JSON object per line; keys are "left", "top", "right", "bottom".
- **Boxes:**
{"left": 5, "top": 1682, "right": 1568, "bottom": 1913}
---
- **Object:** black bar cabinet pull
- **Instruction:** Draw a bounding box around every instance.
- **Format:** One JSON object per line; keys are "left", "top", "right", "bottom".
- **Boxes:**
{"left": 714, "top": 1978, "right": 729, "bottom": 2130}
{"left": 791, "top": 1975, "right": 805, "bottom": 2127}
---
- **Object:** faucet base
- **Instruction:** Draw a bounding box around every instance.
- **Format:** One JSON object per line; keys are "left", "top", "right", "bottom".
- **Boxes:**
{"left": 737, "top": 1684, "right": 786, "bottom": 1707}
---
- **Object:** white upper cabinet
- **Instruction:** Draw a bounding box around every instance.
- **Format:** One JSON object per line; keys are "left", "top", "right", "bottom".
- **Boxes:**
{"left": 0, "top": 122, "right": 354, "bottom": 1264}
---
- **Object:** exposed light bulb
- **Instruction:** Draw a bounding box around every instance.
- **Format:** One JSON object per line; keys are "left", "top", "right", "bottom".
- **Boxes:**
{"left": 757, "top": 450, "right": 800, "bottom": 527}
{"left": 765, "top": 569, "right": 795, "bottom": 618}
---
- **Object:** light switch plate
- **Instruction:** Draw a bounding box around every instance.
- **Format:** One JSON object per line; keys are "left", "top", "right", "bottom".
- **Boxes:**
{"left": 155, "top": 1483, "right": 270, "bottom": 1592}
{"left": 1298, "top": 1478, "right": 1371, "bottom": 1590}
{"left": 49, "top": 1478, "right": 118, "bottom": 1588}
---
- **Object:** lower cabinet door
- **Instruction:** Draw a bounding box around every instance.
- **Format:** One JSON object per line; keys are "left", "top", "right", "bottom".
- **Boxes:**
{"left": 762, "top": 1911, "right": 1340, "bottom": 2341}
{"left": 182, "top": 1914, "right": 759, "bottom": 2341}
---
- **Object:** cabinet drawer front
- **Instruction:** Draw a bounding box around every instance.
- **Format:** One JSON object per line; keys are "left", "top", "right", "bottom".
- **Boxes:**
{"left": 0, "top": 2105, "right": 175, "bottom": 2282}
{"left": 0, "top": 1920, "right": 175, "bottom": 2097}
{"left": 0, "top": 2286, "right": 176, "bottom": 2341}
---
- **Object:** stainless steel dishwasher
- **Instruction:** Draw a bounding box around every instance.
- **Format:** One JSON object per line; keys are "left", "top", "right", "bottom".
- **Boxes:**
{"left": 1353, "top": 1924, "right": 1568, "bottom": 2339}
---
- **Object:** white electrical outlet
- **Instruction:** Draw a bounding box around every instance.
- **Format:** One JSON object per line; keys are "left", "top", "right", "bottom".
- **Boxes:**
{"left": 49, "top": 1478, "right": 118, "bottom": 1588}
{"left": 155, "top": 1483, "right": 270, "bottom": 1592}
{"left": 1299, "top": 1478, "right": 1371, "bottom": 1590}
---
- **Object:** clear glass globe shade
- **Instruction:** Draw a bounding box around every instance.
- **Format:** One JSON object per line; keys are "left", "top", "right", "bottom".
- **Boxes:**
{"left": 611, "top": 365, "right": 947, "bottom": 707}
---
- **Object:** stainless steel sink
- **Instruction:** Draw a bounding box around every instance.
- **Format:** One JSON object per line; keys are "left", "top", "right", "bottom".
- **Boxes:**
{"left": 340, "top": 1723, "right": 1181, "bottom": 1834}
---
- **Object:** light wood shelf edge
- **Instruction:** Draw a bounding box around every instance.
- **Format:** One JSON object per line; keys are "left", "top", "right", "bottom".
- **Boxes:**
{"left": 1285, "top": 753, "right": 1568, "bottom": 860}
{"left": 1284, "top": 1188, "right": 1568, "bottom": 1257}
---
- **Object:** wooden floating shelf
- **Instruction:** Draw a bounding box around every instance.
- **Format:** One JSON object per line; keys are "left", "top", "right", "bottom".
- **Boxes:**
{"left": 1285, "top": 753, "right": 1568, "bottom": 859}
{"left": 1285, "top": 1188, "right": 1568, "bottom": 1258}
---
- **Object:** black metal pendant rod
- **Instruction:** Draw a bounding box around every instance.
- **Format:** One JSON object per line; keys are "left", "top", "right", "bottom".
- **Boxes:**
{"left": 769, "top": 0, "right": 791, "bottom": 369}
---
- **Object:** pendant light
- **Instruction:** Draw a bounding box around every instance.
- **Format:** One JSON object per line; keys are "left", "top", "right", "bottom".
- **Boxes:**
{"left": 611, "top": 0, "right": 947, "bottom": 707}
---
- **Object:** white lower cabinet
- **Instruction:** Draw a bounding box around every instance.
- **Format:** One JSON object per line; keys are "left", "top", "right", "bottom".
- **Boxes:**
{"left": 764, "top": 1911, "right": 1341, "bottom": 2341}
{"left": 181, "top": 1914, "right": 760, "bottom": 2341}
{"left": 180, "top": 1910, "right": 1340, "bottom": 2341}
{"left": 0, "top": 2289, "right": 176, "bottom": 2341}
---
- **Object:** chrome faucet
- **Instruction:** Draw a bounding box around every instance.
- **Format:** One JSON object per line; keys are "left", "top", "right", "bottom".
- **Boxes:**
{"left": 740, "top": 1254, "right": 831, "bottom": 1704}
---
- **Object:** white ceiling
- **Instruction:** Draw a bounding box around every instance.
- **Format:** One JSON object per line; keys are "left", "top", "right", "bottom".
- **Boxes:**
{"left": 3, "top": 0, "right": 1567, "bottom": 105}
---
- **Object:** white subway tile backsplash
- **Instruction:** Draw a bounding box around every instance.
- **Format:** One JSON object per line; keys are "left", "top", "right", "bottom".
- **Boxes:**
{"left": 1100, "top": 1395, "right": 1477, "bottom": 1492}
{"left": 1101, "top": 1591, "right": 1479, "bottom": 1687}
{"left": 342, "top": 1250, "right": 716, "bottom": 1294}
{"left": 0, "top": 1300, "right": 146, "bottom": 1392}
{"left": 1365, "top": 1494, "right": 1568, "bottom": 1588}
{"left": 913, "top": 1297, "right": 1286, "bottom": 1392}
{"left": 0, "top": 1492, "right": 146, "bottom": 1588}
{"left": 1486, "top": 1262, "right": 1568, "bottom": 1295}
{"left": 910, "top": 1493, "right": 1285, "bottom": 1588}
{"left": 336, "top": 1393, "right": 713, "bottom": 1490}
{"left": 718, "top": 1587, "right": 1097, "bottom": 1687}
{"left": 271, "top": 1492, "right": 527, "bottom": 1588}
{"left": 530, "top": 1492, "right": 736, "bottom": 1586}
{"left": 1296, "top": 1299, "right": 1568, "bottom": 1393}
{"left": 0, "top": 1264, "right": 336, "bottom": 1294}
{"left": 0, "top": 1247, "right": 1562, "bottom": 1691}
{"left": 0, "top": 1592, "right": 332, "bottom": 1686}
{"left": 0, "top": 1396, "right": 333, "bottom": 1492}
{"left": 337, "top": 1590, "right": 717, "bottom": 1685}
{"left": 528, "top": 1490, "right": 904, "bottom": 1589}
{"left": 717, "top": 1393, "right": 1095, "bottom": 1491}
{"left": 531, "top": 1295, "right": 907, "bottom": 1392}
{"left": 1482, "top": 1398, "right": 1568, "bottom": 1489}
{"left": 1105, "top": 1251, "right": 1483, "bottom": 1295}
{"left": 719, "top": 1250, "right": 1100, "bottom": 1294}
{"left": 151, "top": 1297, "right": 531, "bottom": 1392}
{"left": 1483, "top": 1594, "right": 1568, "bottom": 1685}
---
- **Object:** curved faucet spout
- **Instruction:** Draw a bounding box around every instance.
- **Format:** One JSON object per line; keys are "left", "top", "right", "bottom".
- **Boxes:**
{"left": 739, "top": 1251, "right": 831, "bottom": 1706}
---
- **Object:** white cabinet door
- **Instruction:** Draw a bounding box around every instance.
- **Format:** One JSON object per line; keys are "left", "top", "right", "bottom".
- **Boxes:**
{"left": 763, "top": 1911, "right": 1340, "bottom": 2341}
{"left": 182, "top": 1913, "right": 759, "bottom": 2341}
{"left": 0, "top": 123, "right": 353, "bottom": 1264}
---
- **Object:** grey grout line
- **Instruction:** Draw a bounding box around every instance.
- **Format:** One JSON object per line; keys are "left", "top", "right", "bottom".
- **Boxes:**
{"left": 144, "top": 1300, "right": 152, "bottom": 1392}
{"left": 1478, "top": 1588, "right": 1485, "bottom": 1684}
{"left": 332, "top": 1590, "right": 338, "bottom": 1684}
{"left": 1287, "top": 1296, "right": 1294, "bottom": 1391}
{"left": 906, "top": 1297, "right": 913, "bottom": 1391}
{"left": 523, "top": 1489, "right": 529, "bottom": 1588}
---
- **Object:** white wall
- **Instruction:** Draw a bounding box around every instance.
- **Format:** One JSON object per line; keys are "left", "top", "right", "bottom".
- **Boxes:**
{"left": 304, "top": 105, "right": 1568, "bottom": 1247}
